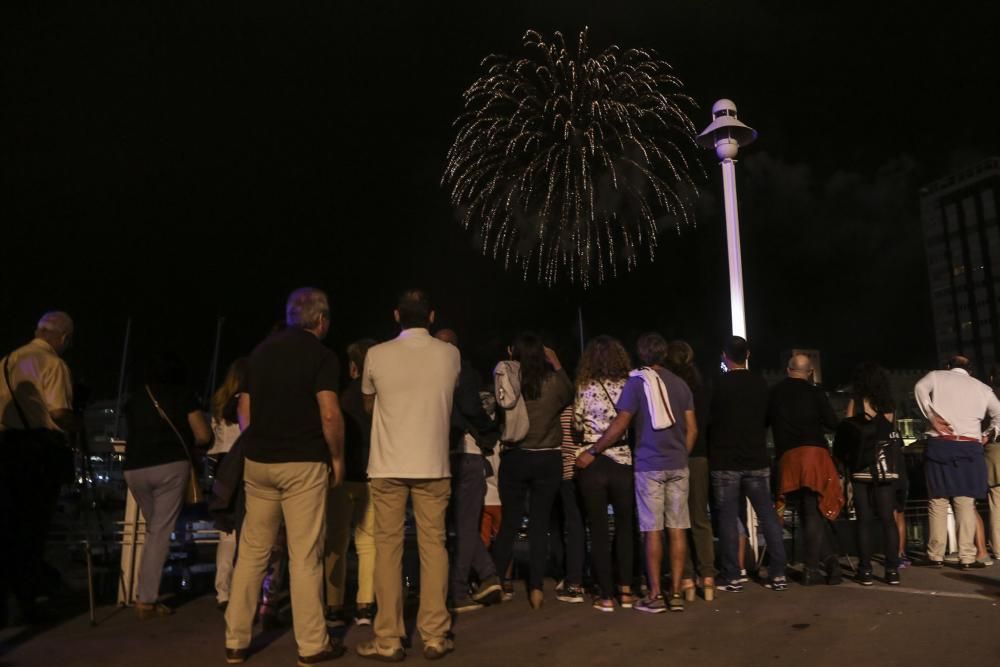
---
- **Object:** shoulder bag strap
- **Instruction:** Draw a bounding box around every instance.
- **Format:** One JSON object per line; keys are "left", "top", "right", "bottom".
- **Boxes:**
{"left": 3, "top": 354, "right": 34, "bottom": 430}
{"left": 145, "top": 384, "right": 195, "bottom": 462}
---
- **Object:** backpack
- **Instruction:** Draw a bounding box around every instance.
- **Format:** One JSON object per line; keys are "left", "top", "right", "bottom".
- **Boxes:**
{"left": 493, "top": 360, "right": 529, "bottom": 443}
{"left": 833, "top": 401, "right": 899, "bottom": 482}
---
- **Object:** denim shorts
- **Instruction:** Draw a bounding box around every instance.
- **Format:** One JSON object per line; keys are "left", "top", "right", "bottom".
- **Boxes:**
{"left": 635, "top": 468, "right": 690, "bottom": 532}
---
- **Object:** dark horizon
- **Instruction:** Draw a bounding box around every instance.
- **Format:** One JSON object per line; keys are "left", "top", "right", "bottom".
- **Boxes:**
{"left": 4, "top": 1, "right": 997, "bottom": 397}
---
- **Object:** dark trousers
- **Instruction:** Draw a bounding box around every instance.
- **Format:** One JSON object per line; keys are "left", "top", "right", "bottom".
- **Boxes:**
{"left": 492, "top": 448, "right": 562, "bottom": 590}
{"left": 549, "top": 480, "right": 585, "bottom": 586}
{"left": 577, "top": 456, "right": 634, "bottom": 597}
{"left": 682, "top": 456, "right": 717, "bottom": 580}
{"left": 792, "top": 489, "right": 840, "bottom": 571}
{"left": 852, "top": 481, "right": 899, "bottom": 571}
{"left": 449, "top": 454, "right": 497, "bottom": 597}
{"left": 712, "top": 469, "right": 788, "bottom": 581}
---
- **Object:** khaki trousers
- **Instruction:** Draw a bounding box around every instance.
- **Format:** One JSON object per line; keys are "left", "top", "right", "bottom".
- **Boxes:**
{"left": 225, "top": 460, "right": 330, "bottom": 657}
{"left": 371, "top": 477, "right": 451, "bottom": 649}
{"left": 927, "top": 496, "right": 977, "bottom": 563}
{"left": 325, "top": 481, "right": 376, "bottom": 607}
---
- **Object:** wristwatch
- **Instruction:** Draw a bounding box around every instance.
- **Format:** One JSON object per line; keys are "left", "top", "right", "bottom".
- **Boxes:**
{"left": 587, "top": 447, "right": 600, "bottom": 457}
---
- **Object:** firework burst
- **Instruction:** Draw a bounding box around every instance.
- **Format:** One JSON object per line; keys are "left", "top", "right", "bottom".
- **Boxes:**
{"left": 443, "top": 27, "right": 703, "bottom": 287}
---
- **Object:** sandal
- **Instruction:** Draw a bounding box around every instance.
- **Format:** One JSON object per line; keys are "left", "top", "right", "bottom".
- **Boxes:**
{"left": 617, "top": 588, "right": 636, "bottom": 609}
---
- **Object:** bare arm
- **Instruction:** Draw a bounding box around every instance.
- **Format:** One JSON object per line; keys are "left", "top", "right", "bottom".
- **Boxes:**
{"left": 576, "top": 410, "right": 634, "bottom": 469}
{"left": 237, "top": 393, "right": 250, "bottom": 431}
{"left": 318, "top": 390, "right": 345, "bottom": 487}
{"left": 187, "top": 410, "right": 213, "bottom": 446}
{"left": 684, "top": 409, "right": 698, "bottom": 453}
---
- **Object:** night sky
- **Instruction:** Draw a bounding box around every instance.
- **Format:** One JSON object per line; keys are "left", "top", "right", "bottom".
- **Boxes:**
{"left": 3, "top": 1, "right": 998, "bottom": 398}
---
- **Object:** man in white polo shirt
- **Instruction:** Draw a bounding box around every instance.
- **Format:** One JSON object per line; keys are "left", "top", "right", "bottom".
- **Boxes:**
{"left": 357, "top": 289, "right": 460, "bottom": 662}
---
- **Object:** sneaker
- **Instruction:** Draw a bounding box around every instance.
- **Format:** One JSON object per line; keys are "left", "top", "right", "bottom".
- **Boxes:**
{"left": 423, "top": 638, "right": 454, "bottom": 660}
{"left": 298, "top": 644, "right": 346, "bottom": 666}
{"left": 501, "top": 580, "right": 515, "bottom": 602}
{"left": 854, "top": 570, "right": 874, "bottom": 586}
{"left": 765, "top": 576, "right": 788, "bottom": 592}
{"left": 357, "top": 640, "right": 405, "bottom": 663}
{"left": 225, "top": 648, "right": 249, "bottom": 665}
{"left": 960, "top": 561, "right": 988, "bottom": 570}
{"left": 325, "top": 607, "right": 348, "bottom": 628}
{"left": 634, "top": 594, "right": 667, "bottom": 614}
{"left": 556, "top": 585, "right": 585, "bottom": 603}
{"left": 885, "top": 569, "right": 900, "bottom": 585}
{"left": 667, "top": 593, "right": 684, "bottom": 612}
{"left": 355, "top": 604, "right": 375, "bottom": 626}
{"left": 897, "top": 554, "right": 912, "bottom": 569}
{"left": 136, "top": 602, "right": 174, "bottom": 620}
{"left": 471, "top": 575, "right": 503, "bottom": 605}
{"left": 450, "top": 597, "right": 483, "bottom": 614}
{"left": 592, "top": 597, "right": 615, "bottom": 613}
{"left": 733, "top": 569, "right": 749, "bottom": 584}
{"left": 719, "top": 581, "right": 744, "bottom": 593}
{"left": 978, "top": 557, "right": 995, "bottom": 566}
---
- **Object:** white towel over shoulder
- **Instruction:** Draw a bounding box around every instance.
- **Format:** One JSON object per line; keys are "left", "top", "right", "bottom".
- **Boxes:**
{"left": 628, "top": 367, "right": 675, "bottom": 430}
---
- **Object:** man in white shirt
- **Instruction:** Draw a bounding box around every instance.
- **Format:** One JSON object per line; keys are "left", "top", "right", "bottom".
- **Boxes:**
{"left": 914, "top": 355, "right": 1000, "bottom": 568}
{"left": 357, "top": 290, "right": 460, "bottom": 662}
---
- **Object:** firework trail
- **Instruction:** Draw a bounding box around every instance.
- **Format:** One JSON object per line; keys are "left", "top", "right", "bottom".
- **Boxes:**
{"left": 443, "top": 27, "right": 702, "bottom": 287}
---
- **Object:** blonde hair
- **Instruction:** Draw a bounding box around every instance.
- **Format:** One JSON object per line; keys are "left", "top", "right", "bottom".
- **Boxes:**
{"left": 212, "top": 358, "right": 248, "bottom": 422}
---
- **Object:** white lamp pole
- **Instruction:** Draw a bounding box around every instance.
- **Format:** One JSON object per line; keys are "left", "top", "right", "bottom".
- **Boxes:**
{"left": 697, "top": 99, "right": 760, "bottom": 567}
{"left": 697, "top": 99, "right": 757, "bottom": 339}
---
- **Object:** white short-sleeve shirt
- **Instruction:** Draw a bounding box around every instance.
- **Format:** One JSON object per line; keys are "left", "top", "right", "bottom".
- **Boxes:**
{"left": 0, "top": 338, "right": 73, "bottom": 432}
{"left": 363, "top": 328, "right": 460, "bottom": 479}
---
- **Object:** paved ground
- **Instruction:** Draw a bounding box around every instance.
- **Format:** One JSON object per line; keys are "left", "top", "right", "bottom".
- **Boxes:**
{"left": 3, "top": 562, "right": 1000, "bottom": 667}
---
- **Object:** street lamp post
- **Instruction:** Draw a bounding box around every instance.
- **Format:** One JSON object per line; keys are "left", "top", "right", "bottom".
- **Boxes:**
{"left": 697, "top": 99, "right": 757, "bottom": 339}
{"left": 697, "top": 99, "right": 760, "bottom": 565}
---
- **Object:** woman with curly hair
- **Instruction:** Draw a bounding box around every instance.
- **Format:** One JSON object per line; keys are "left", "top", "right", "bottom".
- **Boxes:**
{"left": 664, "top": 341, "right": 716, "bottom": 601}
{"left": 841, "top": 362, "right": 902, "bottom": 585}
{"left": 572, "top": 336, "right": 636, "bottom": 611}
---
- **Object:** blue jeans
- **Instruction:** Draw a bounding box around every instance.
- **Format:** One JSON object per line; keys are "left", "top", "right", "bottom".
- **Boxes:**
{"left": 711, "top": 469, "right": 787, "bottom": 582}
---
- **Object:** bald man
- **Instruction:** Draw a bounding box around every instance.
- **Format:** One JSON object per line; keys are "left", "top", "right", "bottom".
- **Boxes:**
{"left": 0, "top": 311, "right": 79, "bottom": 622}
{"left": 768, "top": 353, "right": 842, "bottom": 586}
{"left": 434, "top": 329, "right": 502, "bottom": 614}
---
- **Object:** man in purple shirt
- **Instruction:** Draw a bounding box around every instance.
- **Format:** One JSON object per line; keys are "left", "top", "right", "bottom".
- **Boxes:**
{"left": 577, "top": 333, "right": 697, "bottom": 613}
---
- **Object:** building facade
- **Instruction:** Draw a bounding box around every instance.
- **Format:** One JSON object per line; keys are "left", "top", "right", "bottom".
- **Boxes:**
{"left": 920, "top": 157, "right": 1000, "bottom": 379}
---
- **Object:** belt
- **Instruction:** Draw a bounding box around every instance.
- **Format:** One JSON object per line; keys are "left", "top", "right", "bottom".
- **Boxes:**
{"left": 933, "top": 435, "right": 982, "bottom": 443}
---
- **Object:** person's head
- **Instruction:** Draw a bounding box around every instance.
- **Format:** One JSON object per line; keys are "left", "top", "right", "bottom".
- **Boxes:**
{"left": 212, "top": 357, "right": 248, "bottom": 421}
{"left": 722, "top": 335, "right": 750, "bottom": 369}
{"left": 347, "top": 338, "right": 377, "bottom": 380}
{"left": 144, "top": 349, "right": 187, "bottom": 386}
{"left": 665, "top": 340, "right": 702, "bottom": 391}
{"left": 394, "top": 288, "right": 434, "bottom": 330}
{"left": 435, "top": 328, "right": 459, "bottom": 348}
{"left": 511, "top": 331, "right": 548, "bottom": 401}
{"left": 851, "top": 361, "right": 894, "bottom": 413}
{"left": 576, "top": 335, "right": 631, "bottom": 386}
{"left": 35, "top": 311, "right": 74, "bottom": 355}
{"left": 786, "top": 353, "right": 814, "bottom": 381}
{"left": 286, "top": 287, "right": 330, "bottom": 339}
{"left": 636, "top": 332, "right": 669, "bottom": 367}
{"left": 946, "top": 354, "right": 972, "bottom": 372}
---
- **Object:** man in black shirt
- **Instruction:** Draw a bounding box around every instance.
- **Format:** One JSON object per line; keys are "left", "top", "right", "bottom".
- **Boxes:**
{"left": 768, "top": 353, "right": 842, "bottom": 586}
{"left": 225, "top": 288, "right": 345, "bottom": 666}
{"left": 709, "top": 337, "right": 788, "bottom": 592}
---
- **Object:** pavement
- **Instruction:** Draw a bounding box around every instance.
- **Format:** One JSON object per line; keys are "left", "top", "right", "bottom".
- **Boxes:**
{"left": 3, "top": 562, "right": 1000, "bottom": 667}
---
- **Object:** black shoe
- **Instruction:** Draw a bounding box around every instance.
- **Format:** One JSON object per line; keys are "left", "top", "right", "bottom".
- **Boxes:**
{"left": 355, "top": 604, "right": 375, "bottom": 626}
{"left": 298, "top": 643, "right": 346, "bottom": 666}
{"left": 854, "top": 570, "right": 874, "bottom": 586}
{"left": 472, "top": 575, "right": 503, "bottom": 605}
{"left": 450, "top": 597, "right": 483, "bottom": 614}
{"left": 823, "top": 556, "right": 843, "bottom": 585}
{"left": 225, "top": 648, "right": 249, "bottom": 665}
{"left": 961, "top": 561, "right": 988, "bottom": 570}
{"left": 325, "top": 607, "right": 348, "bottom": 628}
{"left": 885, "top": 569, "right": 900, "bottom": 585}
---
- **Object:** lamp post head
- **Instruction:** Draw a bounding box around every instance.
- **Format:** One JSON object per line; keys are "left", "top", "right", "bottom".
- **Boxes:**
{"left": 696, "top": 99, "right": 757, "bottom": 161}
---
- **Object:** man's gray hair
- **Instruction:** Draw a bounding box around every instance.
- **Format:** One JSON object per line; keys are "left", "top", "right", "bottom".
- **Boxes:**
{"left": 286, "top": 288, "right": 330, "bottom": 330}
{"left": 36, "top": 311, "right": 74, "bottom": 337}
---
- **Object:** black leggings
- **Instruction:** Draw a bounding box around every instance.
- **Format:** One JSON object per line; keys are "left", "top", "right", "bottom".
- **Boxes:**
{"left": 577, "top": 455, "right": 634, "bottom": 598}
{"left": 794, "top": 489, "right": 840, "bottom": 570}
{"left": 852, "top": 481, "right": 899, "bottom": 570}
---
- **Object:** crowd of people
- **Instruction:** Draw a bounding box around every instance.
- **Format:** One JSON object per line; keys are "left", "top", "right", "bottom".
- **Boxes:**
{"left": 2, "top": 289, "right": 1000, "bottom": 665}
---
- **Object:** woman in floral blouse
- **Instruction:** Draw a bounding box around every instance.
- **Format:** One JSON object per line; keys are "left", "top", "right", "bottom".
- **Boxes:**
{"left": 573, "top": 336, "right": 636, "bottom": 611}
